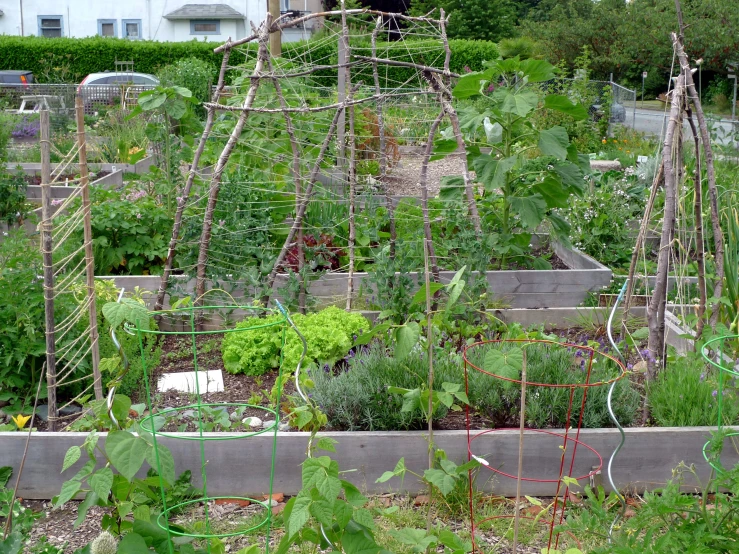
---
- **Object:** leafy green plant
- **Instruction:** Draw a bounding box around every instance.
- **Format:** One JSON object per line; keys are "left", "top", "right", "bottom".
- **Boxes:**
{"left": 0, "top": 170, "right": 28, "bottom": 226}
{"left": 449, "top": 57, "right": 590, "bottom": 268}
{"left": 157, "top": 57, "right": 214, "bottom": 117}
{"left": 221, "top": 306, "right": 370, "bottom": 377}
{"left": 0, "top": 466, "right": 41, "bottom": 538}
{"left": 649, "top": 353, "right": 739, "bottom": 427}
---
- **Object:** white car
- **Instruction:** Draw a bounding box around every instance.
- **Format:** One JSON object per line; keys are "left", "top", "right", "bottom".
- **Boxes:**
{"left": 77, "top": 72, "right": 159, "bottom": 109}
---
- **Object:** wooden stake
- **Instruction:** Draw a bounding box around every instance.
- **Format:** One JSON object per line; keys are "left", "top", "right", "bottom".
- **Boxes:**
{"left": 420, "top": 110, "right": 444, "bottom": 283}
{"left": 40, "top": 109, "right": 57, "bottom": 431}
{"left": 342, "top": 0, "right": 357, "bottom": 310}
{"left": 76, "top": 96, "right": 102, "bottom": 401}
{"left": 513, "top": 349, "right": 527, "bottom": 553}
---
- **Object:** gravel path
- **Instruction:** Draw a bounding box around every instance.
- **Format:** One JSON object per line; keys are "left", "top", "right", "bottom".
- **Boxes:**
{"left": 382, "top": 149, "right": 470, "bottom": 197}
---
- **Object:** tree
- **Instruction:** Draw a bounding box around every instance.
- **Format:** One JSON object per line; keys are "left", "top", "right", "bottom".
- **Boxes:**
{"left": 445, "top": 0, "right": 518, "bottom": 41}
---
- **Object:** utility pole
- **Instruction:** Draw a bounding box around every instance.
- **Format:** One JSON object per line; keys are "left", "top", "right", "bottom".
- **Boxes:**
{"left": 269, "top": 0, "right": 281, "bottom": 57}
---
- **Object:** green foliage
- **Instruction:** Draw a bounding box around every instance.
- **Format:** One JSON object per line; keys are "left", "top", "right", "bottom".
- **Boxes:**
{"left": 451, "top": 57, "right": 590, "bottom": 267}
{"left": 0, "top": 35, "right": 498, "bottom": 88}
{"left": 221, "top": 306, "right": 370, "bottom": 376}
{"left": 303, "top": 342, "right": 460, "bottom": 430}
{"left": 0, "top": 171, "right": 29, "bottom": 227}
{"left": 564, "top": 434, "right": 739, "bottom": 553}
{"left": 649, "top": 353, "right": 739, "bottom": 427}
{"left": 157, "top": 57, "right": 213, "bottom": 109}
{"left": 445, "top": 0, "right": 518, "bottom": 41}
{"left": 451, "top": 341, "right": 639, "bottom": 428}
{"left": 0, "top": 466, "right": 41, "bottom": 537}
{"left": 79, "top": 185, "right": 173, "bottom": 275}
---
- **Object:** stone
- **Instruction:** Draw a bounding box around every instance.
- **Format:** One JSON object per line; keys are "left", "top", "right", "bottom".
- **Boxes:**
{"left": 242, "top": 417, "right": 262, "bottom": 428}
{"left": 264, "top": 493, "right": 284, "bottom": 503}
{"left": 229, "top": 411, "right": 241, "bottom": 422}
{"left": 523, "top": 504, "right": 544, "bottom": 516}
{"left": 261, "top": 420, "right": 276, "bottom": 430}
{"left": 278, "top": 422, "right": 290, "bottom": 432}
{"left": 182, "top": 410, "right": 197, "bottom": 419}
{"left": 590, "top": 160, "right": 623, "bottom": 172}
{"left": 632, "top": 361, "right": 648, "bottom": 373}
{"left": 413, "top": 495, "right": 429, "bottom": 506}
{"left": 272, "top": 503, "right": 286, "bottom": 515}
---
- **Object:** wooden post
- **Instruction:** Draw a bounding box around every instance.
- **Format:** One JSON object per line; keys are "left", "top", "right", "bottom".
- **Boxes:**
{"left": 337, "top": 30, "right": 347, "bottom": 179}
{"left": 76, "top": 96, "right": 102, "bottom": 401}
{"left": 269, "top": 0, "right": 282, "bottom": 57}
{"left": 39, "top": 109, "right": 57, "bottom": 431}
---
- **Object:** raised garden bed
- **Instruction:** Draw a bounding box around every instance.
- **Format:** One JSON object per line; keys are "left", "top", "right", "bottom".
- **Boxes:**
{"left": 99, "top": 240, "right": 611, "bottom": 310}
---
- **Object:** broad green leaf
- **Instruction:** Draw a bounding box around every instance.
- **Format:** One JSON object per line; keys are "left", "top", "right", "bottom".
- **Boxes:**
{"left": 56, "top": 480, "right": 81, "bottom": 507}
{"left": 287, "top": 494, "right": 311, "bottom": 537}
{"left": 543, "top": 94, "right": 588, "bottom": 120}
{"left": 533, "top": 176, "right": 569, "bottom": 209}
{"left": 334, "top": 499, "right": 353, "bottom": 527}
{"left": 0, "top": 467, "right": 11, "bottom": 488}
{"left": 138, "top": 91, "right": 167, "bottom": 111}
{"left": 431, "top": 138, "right": 459, "bottom": 161}
{"left": 499, "top": 89, "right": 539, "bottom": 117}
{"left": 532, "top": 257, "right": 553, "bottom": 270}
{"left": 89, "top": 467, "right": 114, "bottom": 500}
{"left": 110, "top": 394, "right": 132, "bottom": 426}
{"left": 483, "top": 348, "right": 524, "bottom": 384}
{"left": 165, "top": 98, "right": 187, "bottom": 119}
{"left": 473, "top": 154, "right": 517, "bottom": 192}
{"left": 309, "top": 499, "right": 333, "bottom": 526}
{"left": 118, "top": 532, "right": 149, "bottom": 554}
{"left": 316, "top": 474, "right": 341, "bottom": 502}
{"left": 133, "top": 504, "right": 150, "bottom": 521}
{"left": 519, "top": 59, "right": 556, "bottom": 82}
{"left": 411, "top": 282, "right": 445, "bottom": 306}
{"left": 483, "top": 117, "right": 502, "bottom": 143}
{"left": 62, "top": 446, "right": 81, "bottom": 472}
{"left": 74, "top": 492, "right": 99, "bottom": 528}
{"left": 235, "top": 546, "right": 259, "bottom": 554}
{"left": 341, "top": 480, "right": 368, "bottom": 507}
{"left": 315, "top": 436, "right": 338, "bottom": 453}
{"left": 294, "top": 409, "right": 313, "bottom": 430}
{"left": 447, "top": 281, "right": 465, "bottom": 311}
{"left": 509, "top": 195, "right": 547, "bottom": 230}
{"left": 353, "top": 323, "right": 391, "bottom": 346}
{"left": 145, "top": 443, "right": 176, "bottom": 486}
{"left": 390, "top": 528, "right": 438, "bottom": 552}
{"left": 538, "top": 126, "right": 570, "bottom": 160}
{"left": 102, "top": 299, "right": 150, "bottom": 330}
{"left": 632, "top": 327, "right": 649, "bottom": 340}
{"left": 171, "top": 85, "right": 193, "bottom": 98}
{"left": 439, "top": 175, "right": 465, "bottom": 201}
{"left": 105, "top": 430, "right": 148, "bottom": 481}
{"left": 439, "top": 529, "right": 471, "bottom": 552}
{"left": 552, "top": 162, "right": 586, "bottom": 193}
{"left": 353, "top": 507, "right": 375, "bottom": 529}
{"left": 394, "top": 322, "right": 420, "bottom": 360}
{"left": 0, "top": 531, "right": 22, "bottom": 554}
{"left": 424, "top": 468, "right": 457, "bottom": 496}
{"left": 302, "top": 458, "right": 326, "bottom": 489}
{"left": 375, "top": 458, "right": 405, "bottom": 483}
{"left": 452, "top": 72, "right": 488, "bottom": 99}
{"left": 342, "top": 528, "right": 381, "bottom": 554}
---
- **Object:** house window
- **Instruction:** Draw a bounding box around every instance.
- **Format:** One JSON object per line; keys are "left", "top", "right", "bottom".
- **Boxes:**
{"left": 122, "top": 19, "right": 142, "bottom": 39}
{"left": 38, "top": 15, "right": 63, "bottom": 37}
{"left": 190, "top": 19, "right": 220, "bottom": 35}
{"left": 281, "top": 0, "right": 289, "bottom": 11}
{"left": 97, "top": 19, "right": 117, "bottom": 37}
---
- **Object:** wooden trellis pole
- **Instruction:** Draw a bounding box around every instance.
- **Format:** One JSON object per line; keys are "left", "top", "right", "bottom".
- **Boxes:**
{"left": 75, "top": 96, "right": 103, "bottom": 401}
{"left": 39, "top": 109, "right": 58, "bottom": 431}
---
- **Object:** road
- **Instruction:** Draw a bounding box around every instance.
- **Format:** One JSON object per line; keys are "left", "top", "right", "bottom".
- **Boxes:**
{"left": 621, "top": 106, "right": 739, "bottom": 145}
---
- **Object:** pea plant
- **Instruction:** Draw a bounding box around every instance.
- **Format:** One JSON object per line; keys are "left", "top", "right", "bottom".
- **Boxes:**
{"left": 445, "top": 57, "right": 591, "bottom": 269}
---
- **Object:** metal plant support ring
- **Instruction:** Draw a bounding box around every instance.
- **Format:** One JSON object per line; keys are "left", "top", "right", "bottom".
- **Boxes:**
{"left": 701, "top": 334, "right": 739, "bottom": 474}
{"left": 463, "top": 338, "right": 627, "bottom": 552}
{"left": 129, "top": 304, "right": 289, "bottom": 552}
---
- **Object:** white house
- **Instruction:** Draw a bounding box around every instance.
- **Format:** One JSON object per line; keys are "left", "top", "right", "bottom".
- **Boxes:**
{"left": 0, "top": 0, "right": 322, "bottom": 43}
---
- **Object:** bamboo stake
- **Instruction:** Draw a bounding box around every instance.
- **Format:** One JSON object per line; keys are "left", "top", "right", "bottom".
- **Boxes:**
{"left": 424, "top": 230, "right": 435, "bottom": 532}
{"left": 40, "top": 109, "right": 57, "bottom": 432}
{"left": 195, "top": 23, "right": 270, "bottom": 304}
{"left": 420, "top": 109, "right": 445, "bottom": 283}
{"left": 155, "top": 47, "right": 231, "bottom": 312}
{"left": 512, "top": 350, "right": 528, "bottom": 553}
{"left": 269, "top": 0, "right": 282, "bottom": 57}
{"left": 343, "top": 0, "right": 357, "bottom": 311}
{"left": 75, "top": 96, "right": 102, "bottom": 401}
{"left": 371, "top": 17, "right": 396, "bottom": 259}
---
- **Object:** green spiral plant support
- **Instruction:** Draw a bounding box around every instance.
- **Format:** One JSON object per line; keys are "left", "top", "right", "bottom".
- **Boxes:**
{"left": 126, "top": 302, "right": 290, "bottom": 553}
{"left": 701, "top": 334, "right": 739, "bottom": 474}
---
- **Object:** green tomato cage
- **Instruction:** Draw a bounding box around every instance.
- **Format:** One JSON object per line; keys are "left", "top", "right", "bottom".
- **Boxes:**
{"left": 127, "top": 303, "right": 290, "bottom": 552}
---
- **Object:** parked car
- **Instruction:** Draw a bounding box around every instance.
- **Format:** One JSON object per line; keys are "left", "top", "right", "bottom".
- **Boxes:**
{"left": 77, "top": 72, "right": 159, "bottom": 110}
{"left": 0, "top": 70, "right": 34, "bottom": 87}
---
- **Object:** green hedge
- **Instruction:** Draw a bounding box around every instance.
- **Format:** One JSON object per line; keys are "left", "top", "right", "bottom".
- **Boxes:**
{"left": 0, "top": 35, "right": 498, "bottom": 87}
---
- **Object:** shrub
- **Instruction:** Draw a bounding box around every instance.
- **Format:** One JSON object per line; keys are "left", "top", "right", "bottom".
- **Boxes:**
{"left": 445, "top": 342, "right": 639, "bottom": 429}
{"left": 305, "top": 342, "right": 451, "bottom": 431}
{"left": 649, "top": 354, "right": 739, "bottom": 427}
{"left": 157, "top": 57, "right": 213, "bottom": 114}
{"left": 0, "top": 35, "right": 498, "bottom": 89}
{"left": 221, "top": 306, "right": 370, "bottom": 376}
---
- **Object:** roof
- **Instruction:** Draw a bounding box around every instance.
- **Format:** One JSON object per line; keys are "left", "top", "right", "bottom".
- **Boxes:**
{"left": 164, "top": 4, "right": 245, "bottom": 20}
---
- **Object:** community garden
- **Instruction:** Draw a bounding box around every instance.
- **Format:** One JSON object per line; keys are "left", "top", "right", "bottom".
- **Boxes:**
{"left": 2, "top": 2, "right": 739, "bottom": 554}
